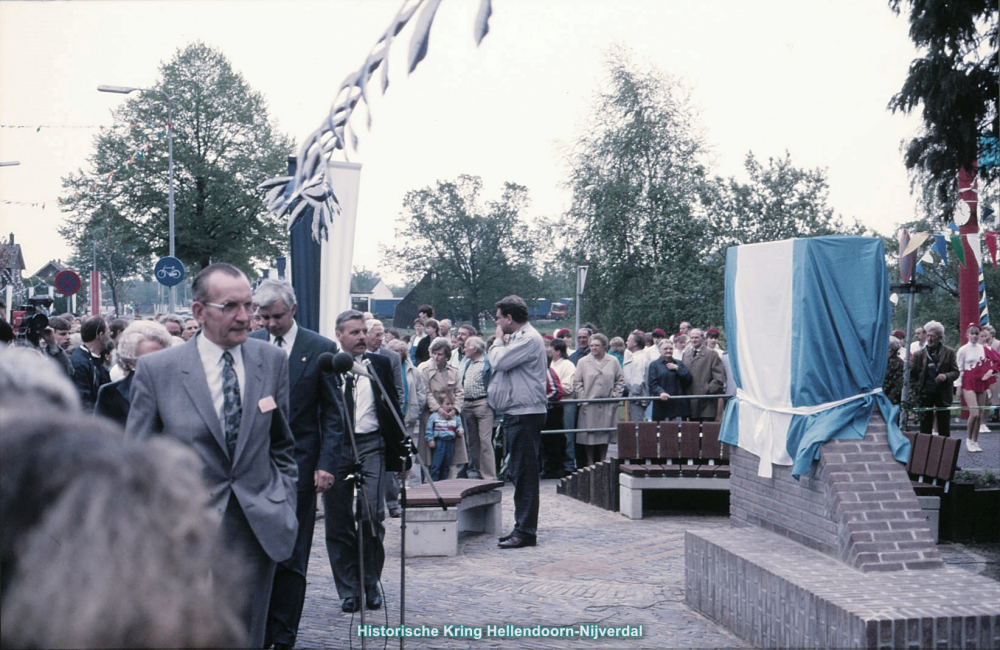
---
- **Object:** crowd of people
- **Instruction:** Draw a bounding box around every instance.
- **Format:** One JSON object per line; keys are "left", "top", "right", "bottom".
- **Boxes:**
{"left": 891, "top": 320, "right": 999, "bottom": 451}
{"left": 4, "top": 279, "right": 996, "bottom": 648}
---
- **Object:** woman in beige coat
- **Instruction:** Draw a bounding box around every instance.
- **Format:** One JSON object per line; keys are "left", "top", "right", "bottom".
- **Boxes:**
{"left": 573, "top": 333, "right": 625, "bottom": 466}
{"left": 418, "top": 337, "right": 468, "bottom": 478}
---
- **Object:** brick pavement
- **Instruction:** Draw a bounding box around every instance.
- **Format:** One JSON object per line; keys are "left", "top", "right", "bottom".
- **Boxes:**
{"left": 294, "top": 479, "right": 994, "bottom": 649}
{"left": 297, "top": 479, "right": 748, "bottom": 649}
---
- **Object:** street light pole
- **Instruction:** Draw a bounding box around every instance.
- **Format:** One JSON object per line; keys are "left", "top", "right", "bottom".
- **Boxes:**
{"left": 98, "top": 84, "right": 176, "bottom": 313}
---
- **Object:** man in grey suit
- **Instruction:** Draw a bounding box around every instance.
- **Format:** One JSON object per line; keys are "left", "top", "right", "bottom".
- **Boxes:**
{"left": 126, "top": 263, "right": 297, "bottom": 648}
{"left": 252, "top": 279, "right": 345, "bottom": 650}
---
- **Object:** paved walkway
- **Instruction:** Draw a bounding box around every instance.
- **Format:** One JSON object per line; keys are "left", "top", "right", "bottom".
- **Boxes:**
{"left": 295, "top": 477, "right": 994, "bottom": 649}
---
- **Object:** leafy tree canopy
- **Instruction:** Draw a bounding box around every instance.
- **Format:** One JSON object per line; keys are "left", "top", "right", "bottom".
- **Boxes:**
{"left": 384, "top": 174, "right": 541, "bottom": 320}
{"left": 888, "top": 0, "right": 998, "bottom": 217}
{"left": 61, "top": 42, "right": 294, "bottom": 275}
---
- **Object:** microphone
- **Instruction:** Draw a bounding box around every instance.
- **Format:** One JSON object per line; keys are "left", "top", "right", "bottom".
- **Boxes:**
{"left": 318, "top": 351, "right": 372, "bottom": 378}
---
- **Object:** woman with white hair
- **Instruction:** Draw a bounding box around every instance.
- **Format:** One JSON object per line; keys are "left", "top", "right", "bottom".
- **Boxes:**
{"left": 95, "top": 320, "right": 172, "bottom": 425}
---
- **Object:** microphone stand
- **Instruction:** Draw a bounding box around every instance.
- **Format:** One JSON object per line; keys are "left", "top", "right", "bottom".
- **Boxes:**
{"left": 337, "top": 379, "right": 370, "bottom": 650}
{"left": 362, "top": 357, "right": 446, "bottom": 650}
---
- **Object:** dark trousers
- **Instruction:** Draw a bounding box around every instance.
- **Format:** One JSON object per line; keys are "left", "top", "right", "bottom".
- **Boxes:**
{"left": 918, "top": 391, "right": 952, "bottom": 437}
{"left": 540, "top": 405, "right": 565, "bottom": 477}
{"left": 219, "top": 495, "right": 276, "bottom": 649}
{"left": 264, "top": 486, "right": 316, "bottom": 648}
{"left": 504, "top": 412, "right": 545, "bottom": 539}
{"left": 324, "top": 433, "right": 386, "bottom": 599}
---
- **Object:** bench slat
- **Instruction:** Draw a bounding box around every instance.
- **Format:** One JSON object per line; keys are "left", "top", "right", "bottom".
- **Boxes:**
{"left": 617, "top": 422, "right": 638, "bottom": 458}
{"left": 936, "top": 436, "right": 960, "bottom": 483}
{"left": 660, "top": 421, "right": 680, "bottom": 458}
{"left": 909, "top": 433, "right": 931, "bottom": 475}
{"left": 680, "top": 422, "right": 701, "bottom": 458}
{"left": 638, "top": 422, "right": 660, "bottom": 458}
{"left": 925, "top": 434, "right": 946, "bottom": 479}
{"left": 701, "top": 422, "right": 722, "bottom": 459}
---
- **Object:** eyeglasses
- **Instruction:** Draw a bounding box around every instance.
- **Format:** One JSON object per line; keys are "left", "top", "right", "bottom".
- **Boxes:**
{"left": 204, "top": 300, "right": 254, "bottom": 315}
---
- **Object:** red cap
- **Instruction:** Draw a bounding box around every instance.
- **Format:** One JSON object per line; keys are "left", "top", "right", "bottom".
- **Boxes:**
{"left": 652, "top": 328, "right": 666, "bottom": 337}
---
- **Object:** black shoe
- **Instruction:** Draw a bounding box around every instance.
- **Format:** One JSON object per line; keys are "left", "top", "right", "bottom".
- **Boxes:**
{"left": 366, "top": 591, "right": 382, "bottom": 610}
{"left": 274, "top": 643, "right": 293, "bottom": 650}
{"left": 388, "top": 507, "right": 401, "bottom": 518}
{"left": 498, "top": 531, "right": 515, "bottom": 542}
{"left": 341, "top": 596, "right": 361, "bottom": 613}
{"left": 498, "top": 535, "right": 537, "bottom": 549}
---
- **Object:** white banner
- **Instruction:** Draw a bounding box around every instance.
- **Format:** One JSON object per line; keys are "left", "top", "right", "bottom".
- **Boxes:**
{"left": 319, "top": 161, "right": 362, "bottom": 339}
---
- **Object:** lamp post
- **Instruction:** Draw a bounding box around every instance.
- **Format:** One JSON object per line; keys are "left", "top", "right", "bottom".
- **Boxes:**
{"left": 98, "top": 84, "right": 176, "bottom": 313}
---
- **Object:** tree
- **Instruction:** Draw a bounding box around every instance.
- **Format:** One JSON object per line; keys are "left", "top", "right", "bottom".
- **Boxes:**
{"left": 59, "top": 205, "right": 148, "bottom": 317}
{"left": 706, "top": 151, "right": 864, "bottom": 251}
{"left": 385, "top": 174, "right": 540, "bottom": 320}
{"left": 350, "top": 267, "right": 382, "bottom": 293}
{"left": 61, "top": 42, "right": 294, "bottom": 274}
{"left": 562, "top": 46, "right": 713, "bottom": 335}
{"left": 888, "top": 0, "right": 998, "bottom": 217}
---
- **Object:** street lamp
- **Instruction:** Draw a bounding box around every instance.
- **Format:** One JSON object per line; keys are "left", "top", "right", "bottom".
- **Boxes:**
{"left": 98, "top": 84, "right": 176, "bottom": 313}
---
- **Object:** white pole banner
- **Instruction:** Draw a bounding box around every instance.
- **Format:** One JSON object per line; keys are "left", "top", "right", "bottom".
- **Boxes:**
{"left": 319, "top": 161, "right": 363, "bottom": 339}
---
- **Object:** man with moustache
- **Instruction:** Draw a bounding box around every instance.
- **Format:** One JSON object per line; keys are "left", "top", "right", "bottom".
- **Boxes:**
{"left": 324, "top": 310, "right": 405, "bottom": 613}
{"left": 126, "top": 263, "right": 297, "bottom": 647}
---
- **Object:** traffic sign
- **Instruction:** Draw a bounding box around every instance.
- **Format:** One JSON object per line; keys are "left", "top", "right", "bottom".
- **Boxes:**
{"left": 54, "top": 269, "right": 82, "bottom": 296}
{"left": 154, "top": 256, "right": 186, "bottom": 287}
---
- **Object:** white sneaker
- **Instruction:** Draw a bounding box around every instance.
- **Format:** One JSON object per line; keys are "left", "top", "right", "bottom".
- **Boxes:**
{"left": 980, "top": 423, "right": 991, "bottom": 433}
{"left": 965, "top": 438, "right": 975, "bottom": 451}
{"left": 971, "top": 441, "right": 983, "bottom": 452}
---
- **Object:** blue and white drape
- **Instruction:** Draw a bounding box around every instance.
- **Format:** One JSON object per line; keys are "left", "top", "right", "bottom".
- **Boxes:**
{"left": 720, "top": 236, "right": 910, "bottom": 478}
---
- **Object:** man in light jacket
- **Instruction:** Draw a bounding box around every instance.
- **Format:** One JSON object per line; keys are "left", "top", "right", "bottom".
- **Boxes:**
{"left": 487, "top": 295, "right": 547, "bottom": 550}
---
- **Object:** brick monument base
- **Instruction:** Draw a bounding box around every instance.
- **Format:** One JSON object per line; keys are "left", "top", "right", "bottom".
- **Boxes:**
{"left": 685, "top": 414, "right": 1000, "bottom": 648}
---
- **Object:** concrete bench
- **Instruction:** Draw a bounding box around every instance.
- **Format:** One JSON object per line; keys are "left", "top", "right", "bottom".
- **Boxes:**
{"left": 617, "top": 421, "right": 731, "bottom": 520}
{"left": 902, "top": 431, "right": 961, "bottom": 542}
{"left": 400, "top": 478, "right": 503, "bottom": 557}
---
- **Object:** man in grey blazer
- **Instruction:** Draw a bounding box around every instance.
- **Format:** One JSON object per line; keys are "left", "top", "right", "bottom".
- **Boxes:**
{"left": 126, "top": 263, "right": 297, "bottom": 648}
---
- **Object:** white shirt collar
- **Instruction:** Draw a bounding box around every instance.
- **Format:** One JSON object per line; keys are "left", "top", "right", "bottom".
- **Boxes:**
{"left": 270, "top": 320, "right": 298, "bottom": 355}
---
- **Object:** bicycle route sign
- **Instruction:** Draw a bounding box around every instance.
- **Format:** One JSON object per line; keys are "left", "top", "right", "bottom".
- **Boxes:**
{"left": 54, "top": 269, "right": 82, "bottom": 296}
{"left": 154, "top": 256, "right": 186, "bottom": 287}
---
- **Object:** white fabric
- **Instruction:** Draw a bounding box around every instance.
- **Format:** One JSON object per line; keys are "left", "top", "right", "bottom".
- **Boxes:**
{"left": 731, "top": 240, "right": 794, "bottom": 477}
{"left": 196, "top": 334, "right": 245, "bottom": 424}
{"left": 318, "top": 161, "right": 362, "bottom": 340}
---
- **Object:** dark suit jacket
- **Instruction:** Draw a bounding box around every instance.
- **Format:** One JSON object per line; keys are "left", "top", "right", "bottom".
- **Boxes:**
{"left": 355, "top": 352, "right": 407, "bottom": 471}
{"left": 70, "top": 346, "right": 111, "bottom": 411}
{"left": 647, "top": 357, "right": 692, "bottom": 421}
{"left": 95, "top": 373, "right": 132, "bottom": 426}
{"left": 910, "top": 344, "right": 959, "bottom": 403}
{"left": 125, "top": 335, "right": 298, "bottom": 562}
{"left": 251, "top": 327, "right": 346, "bottom": 492}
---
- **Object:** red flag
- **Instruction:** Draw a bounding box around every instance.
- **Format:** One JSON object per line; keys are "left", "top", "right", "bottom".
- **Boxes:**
{"left": 987, "top": 232, "right": 998, "bottom": 267}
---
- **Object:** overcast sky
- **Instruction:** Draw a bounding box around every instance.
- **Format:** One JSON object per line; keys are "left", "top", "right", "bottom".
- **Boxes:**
{"left": 0, "top": 0, "right": 924, "bottom": 281}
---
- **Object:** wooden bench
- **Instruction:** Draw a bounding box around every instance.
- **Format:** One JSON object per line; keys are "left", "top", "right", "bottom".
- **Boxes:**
{"left": 902, "top": 432, "right": 961, "bottom": 496}
{"left": 617, "top": 421, "right": 731, "bottom": 520}
{"left": 400, "top": 478, "right": 504, "bottom": 557}
{"left": 902, "top": 432, "right": 961, "bottom": 543}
